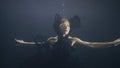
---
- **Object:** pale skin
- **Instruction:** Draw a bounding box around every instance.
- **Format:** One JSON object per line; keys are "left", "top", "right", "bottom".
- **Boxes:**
{"left": 15, "top": 18, "right": 120, "bottom": 48}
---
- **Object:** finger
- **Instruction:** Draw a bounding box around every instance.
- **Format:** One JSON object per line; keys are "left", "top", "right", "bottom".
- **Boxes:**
{"left": 15, "top": 38, "right": 18, "bottom": 41}
{"left": 115, "top": 43, "right": 120, "bottom": 46}
{"left": 15, "top": 38, "right": 21, "bottom": 41}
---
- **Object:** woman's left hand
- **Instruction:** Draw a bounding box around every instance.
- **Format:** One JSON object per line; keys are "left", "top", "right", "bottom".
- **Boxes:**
{"left": 113, "top": 38, "right": 120, "bottom": 46}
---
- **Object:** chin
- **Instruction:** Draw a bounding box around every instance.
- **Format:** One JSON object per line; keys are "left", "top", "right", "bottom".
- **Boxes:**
{"left": 61, "top": 32, "right": 69, "bottom": 36}
{"left": 65, "top": 33, "right": 69, "bottom": 35}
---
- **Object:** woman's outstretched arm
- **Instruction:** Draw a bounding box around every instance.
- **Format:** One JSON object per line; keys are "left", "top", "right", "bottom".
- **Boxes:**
{"left": 74, "top": 37, "right": 120, "bottom": 48}
{"left": 15, "top": 38, "right": 45, "bottom": 45}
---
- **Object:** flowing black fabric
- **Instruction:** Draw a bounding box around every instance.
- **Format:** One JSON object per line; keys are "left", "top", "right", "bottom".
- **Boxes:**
{"left": 19, "top": 35, "right": 82, "bottom": 68}
{"left": 51, "top": 35, "right": 80, "bottom": 68}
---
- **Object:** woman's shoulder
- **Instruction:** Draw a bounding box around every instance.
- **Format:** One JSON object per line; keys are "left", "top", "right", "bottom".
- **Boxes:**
{"left": 47, "top": 36, "right": 58, "bottom": 44}
{"left": 68, "top": 36, "right": 81, "bottom": 46}
{"left": 68, "top": 36, "right": 80, "bottom": 41}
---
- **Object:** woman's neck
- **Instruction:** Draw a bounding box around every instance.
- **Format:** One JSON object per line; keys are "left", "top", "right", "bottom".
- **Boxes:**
{"left": 58, "top": 34, "right": 68, "bottom": 39}
{"left": 62, "top": 34, "right": 67, "bottom": 37}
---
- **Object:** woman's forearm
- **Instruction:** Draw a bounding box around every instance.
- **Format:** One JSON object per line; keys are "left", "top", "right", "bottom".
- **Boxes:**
{"left": 22, "top": 41, "right": 36, "bottom": 45}
{"left": 15, "top": 39, "right": 45, "bottom": 45}
{"left": 75, "top": 38, "right": 116, "bottom": 48}
{"left": 86, "top": 41, "right": 115, "bottom": 48}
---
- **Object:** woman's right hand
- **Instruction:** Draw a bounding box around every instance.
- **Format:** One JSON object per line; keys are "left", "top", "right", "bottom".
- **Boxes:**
{"left": 15, "top": 38, "right": 25, "bottom": 44}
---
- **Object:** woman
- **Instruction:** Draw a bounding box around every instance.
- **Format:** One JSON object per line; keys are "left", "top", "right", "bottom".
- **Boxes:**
{"left": 15, "top": 14, "right": 120, "bottom": 68}
{"left": 15, "top": 14, "right": 120, "bottom": 48}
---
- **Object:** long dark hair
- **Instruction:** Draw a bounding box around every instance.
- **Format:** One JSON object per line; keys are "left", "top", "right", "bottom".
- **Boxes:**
{"left": 53, "top": 14, "right": 80, "bottom": 36}
{"left": 53, "top": 14, "right": 69, "bottom": 36}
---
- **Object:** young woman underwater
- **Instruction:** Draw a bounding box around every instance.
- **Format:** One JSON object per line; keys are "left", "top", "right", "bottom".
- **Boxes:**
{"left": 15, "top": 14, "right": 120, "bottom": 68}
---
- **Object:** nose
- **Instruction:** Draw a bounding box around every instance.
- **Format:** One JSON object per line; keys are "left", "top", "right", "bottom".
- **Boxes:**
{"left": 63, "top": 26, "right": 67, "bottom": 29}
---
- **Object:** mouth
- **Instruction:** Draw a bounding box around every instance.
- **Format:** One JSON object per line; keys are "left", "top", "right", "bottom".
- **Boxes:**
{"left": 63, "top": 30, "right": 68, "bottom": 32}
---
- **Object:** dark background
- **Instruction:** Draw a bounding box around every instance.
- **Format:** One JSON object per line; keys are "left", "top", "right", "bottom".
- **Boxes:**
{"left": 0, "top": 0, "right": 120, "bottom": 68}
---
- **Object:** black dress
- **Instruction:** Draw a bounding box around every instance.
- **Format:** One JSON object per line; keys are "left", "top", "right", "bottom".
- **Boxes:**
{"left": 20, "top": 35, "right": 82, "bottom": 68}
{"left": 51, "top": 35, "right": 80, "bottom": 68}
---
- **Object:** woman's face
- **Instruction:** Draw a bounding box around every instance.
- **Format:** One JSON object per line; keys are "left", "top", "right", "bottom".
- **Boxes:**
{"left": 59, "top": 19, "right": 70, "bottom": 36}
